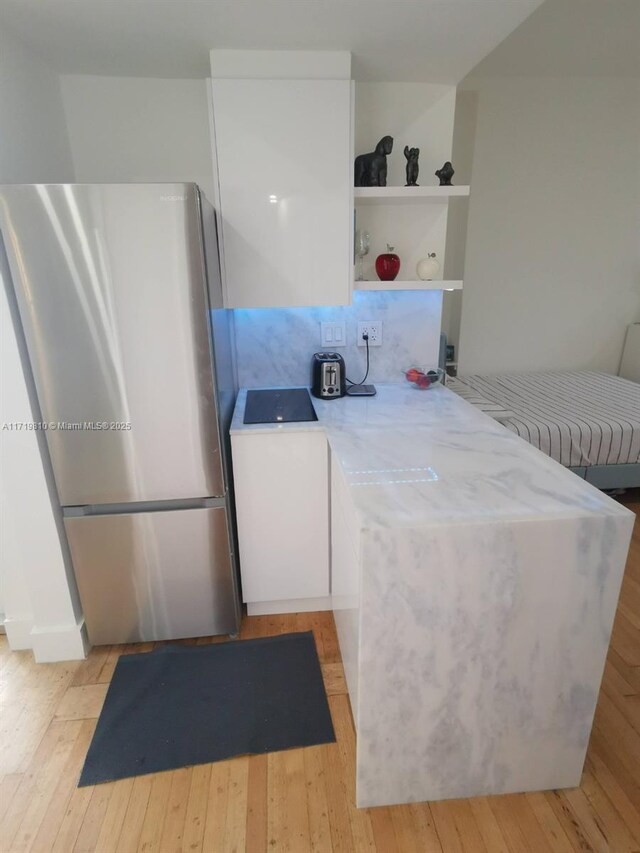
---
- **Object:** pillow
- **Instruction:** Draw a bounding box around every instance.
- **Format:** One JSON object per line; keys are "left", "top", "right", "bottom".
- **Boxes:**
{"left": 447, "top": 377, "right": 515, "bottom": 423}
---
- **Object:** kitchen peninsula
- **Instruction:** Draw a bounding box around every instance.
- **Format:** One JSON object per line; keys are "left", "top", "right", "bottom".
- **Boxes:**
{"left": 231, "top": 385, "right": 634, "bottom": 808}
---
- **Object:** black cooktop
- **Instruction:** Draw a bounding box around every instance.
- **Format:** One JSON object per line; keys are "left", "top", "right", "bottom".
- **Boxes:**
{"left": 244, "top": 388, "right": 318, "bottom": 424}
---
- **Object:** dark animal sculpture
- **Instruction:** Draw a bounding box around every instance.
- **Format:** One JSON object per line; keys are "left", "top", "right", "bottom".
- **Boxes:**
{"left": 354, "top": 136, "right": 394, "bottom": 187}
{"left": 404, "top": 146, "right": 420, "bottom": 186}
{"left": 435, "top": 161, "right": 455, "bottom": 186}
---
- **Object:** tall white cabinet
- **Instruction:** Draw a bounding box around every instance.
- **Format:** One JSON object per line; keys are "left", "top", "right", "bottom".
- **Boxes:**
{"left": 209, "top": 51, "right": 353, "bottom": 309}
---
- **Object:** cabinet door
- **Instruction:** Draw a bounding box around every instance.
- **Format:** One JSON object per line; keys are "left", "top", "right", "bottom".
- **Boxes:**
{"left": 211, "top": 78, "right": 352, "bottom": 308}
{"left": 231, "top": 431, "right": 329, "bottom": 602}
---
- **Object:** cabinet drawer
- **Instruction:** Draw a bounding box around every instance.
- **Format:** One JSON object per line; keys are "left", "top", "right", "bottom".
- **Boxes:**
{"left": 65, "top": 505, "right": 237, "bottom": 644}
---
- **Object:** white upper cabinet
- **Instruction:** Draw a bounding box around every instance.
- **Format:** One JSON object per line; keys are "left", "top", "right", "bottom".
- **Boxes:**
{"left": 209, "top": 52, "right": 352, "bottom": 309}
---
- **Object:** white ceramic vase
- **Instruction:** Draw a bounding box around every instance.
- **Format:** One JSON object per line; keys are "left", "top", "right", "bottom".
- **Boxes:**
{"left": 416, "top": 253, "right": 440, "bottom": 281}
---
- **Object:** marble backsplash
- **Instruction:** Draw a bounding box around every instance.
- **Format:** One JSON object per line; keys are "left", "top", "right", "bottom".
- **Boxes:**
{"left": 232, "top": 290, "right": 443, "bottom": 388}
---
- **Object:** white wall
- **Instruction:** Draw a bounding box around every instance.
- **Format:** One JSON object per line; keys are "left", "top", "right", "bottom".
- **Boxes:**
{"left": 0, "top": 29, "right": 87, "bottom": 660}
{"left": 60, "top": 75, "right": 215, "bottom": 200}
{"left": 0, "top": 28, "right": 74, "bottom": 183}
{"left": 457, "top": 75, "right": 640, "bottom": 375}
{"left": 0, "top": 281, "right": 85, "bottom": 661}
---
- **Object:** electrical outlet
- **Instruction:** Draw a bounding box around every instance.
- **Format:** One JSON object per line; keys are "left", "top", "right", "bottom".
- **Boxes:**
{"left": 320, "top": 321, "right": 346, "bottom": 348}
{"left": 357, "top": 321, "right": 383, "bottom": 347}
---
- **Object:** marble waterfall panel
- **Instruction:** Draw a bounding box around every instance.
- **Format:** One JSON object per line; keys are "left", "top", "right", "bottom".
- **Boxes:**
{"left": 355, "top": 512, "right": 633, "bottom": 808}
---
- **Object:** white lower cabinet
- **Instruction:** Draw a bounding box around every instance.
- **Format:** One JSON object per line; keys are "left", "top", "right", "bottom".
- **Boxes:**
{"left": 231, "top": 430, "right": 330, "bottom": 614}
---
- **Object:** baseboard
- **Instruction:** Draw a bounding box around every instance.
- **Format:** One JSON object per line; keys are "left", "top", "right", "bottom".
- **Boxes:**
{"left": 30, "top": 618, "right": 89, "bottom": 662}
{"left": 247, "top": 596, "right": 332, "bottom": 616}
{"left": 3, "top": 615, "right": 35, "bottom": 650}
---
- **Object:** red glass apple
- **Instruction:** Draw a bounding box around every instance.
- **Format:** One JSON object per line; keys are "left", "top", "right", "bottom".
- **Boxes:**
{"left": 375, "top": 244, "right": 401, "bottom": 281}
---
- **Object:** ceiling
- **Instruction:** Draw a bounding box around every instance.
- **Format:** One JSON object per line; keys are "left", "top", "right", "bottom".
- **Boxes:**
{"left": 0, "top": 0, "right": 543, "bottom": 83}
{"left": 469, "top": 0, "right": 640, "bottom": 78}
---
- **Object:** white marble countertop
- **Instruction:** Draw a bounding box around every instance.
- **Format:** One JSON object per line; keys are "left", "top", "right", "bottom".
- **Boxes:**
{"left": 231, "top": 384, "right": 631, "bottom": 529}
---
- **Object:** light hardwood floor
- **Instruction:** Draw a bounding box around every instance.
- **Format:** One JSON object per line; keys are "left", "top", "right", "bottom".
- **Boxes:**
{"left": 1, "top": 492, "right": 639, "bottom": 852}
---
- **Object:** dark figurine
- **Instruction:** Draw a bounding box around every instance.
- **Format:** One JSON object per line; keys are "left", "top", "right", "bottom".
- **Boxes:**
{"left": 404, "top": 146, "right": 420, "bottom": 186}
{"left": 354, "top": 136, "right": 393, "bottom": 187}
{"left": 435, "top": 161, "right": 455, "bottom": 186}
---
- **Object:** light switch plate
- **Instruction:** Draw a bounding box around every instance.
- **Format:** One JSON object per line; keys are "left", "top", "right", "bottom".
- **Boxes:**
{"left": 320, "top": 321, "right": 346, "bottom": 348}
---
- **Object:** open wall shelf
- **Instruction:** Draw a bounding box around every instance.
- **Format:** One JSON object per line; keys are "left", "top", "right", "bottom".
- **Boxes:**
{"left": 354, "top": 186, "right": 470, "bottom": 205}
{"left": 355, "top": 280, "right": 463, "bottom": 292}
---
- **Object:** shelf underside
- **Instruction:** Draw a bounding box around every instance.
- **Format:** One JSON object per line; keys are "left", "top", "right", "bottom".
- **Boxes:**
{"left": 354, "top": 186, "right": 470, "bottom": 205}
{"left": 355, "top": 280, "right": 463, "bottom": 292}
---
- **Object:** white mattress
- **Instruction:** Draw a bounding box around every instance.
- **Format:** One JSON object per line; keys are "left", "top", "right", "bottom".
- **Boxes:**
{"left": 450, "top": 371, "right": 640, "bottom": 467}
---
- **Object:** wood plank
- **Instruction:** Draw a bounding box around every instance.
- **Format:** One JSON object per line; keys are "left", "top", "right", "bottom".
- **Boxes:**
{"left": 54, "top": 684, "right": 108, "bottom": 721}
{"left": 241, "top": 614, "right": 268, "bottom": 641}
{"left": 580, "top": 765, "right": 640, "bottom": 852}
{"left": 303, "top": 746, "right": 332, "bottom": 853}
{"left": 51, "top": 782, "right": 94, "bottom": 853}
{"left": 0, "top": 677, "right": 76, "bottom": 775}
{"left": 489, "top": 793, "right": 554, "bottom": 853}
{"left": 369, "top": 807, "right": 400, "bottom": 853}
{"left": 299, "top": 612, "right": 328, "bottom": 661}
{"left": 0, "top": 773, "right": 23, "bottom": 822}
{"left": 390, "top": 803, "right": 443, "bottom": 853}
{"left": 620, "top": 574, "right": 640, "bottom": 614}
{"left": 0, "top": 635, "right": 13, "bottom": 662}
{"left": 245, "top": 754, "right": 268, "bottom": 853}
{"left": 328, "top": 694, "right": 375, "bottom": 851}
{"left": 594, "top": 692, "right": 640, "bottom": 773}
{"left": 158, "top": 767, "right": 192, "bottom": 852}
{"left": 607, "top": 647, "right": 640, "bottom": 693}
{"left": 267, "top": 749, "right": 311, "bottom": 852}
{"left": 222, "top": 757, "right": 249, "bottom": 853}
{"left": 320, "top": 742, "right": 356, "bottom": 853}
{"left": 136, "top": 772, "right": 172, "bottom": 852}
{"left": 202, "top": 761, "right": 230, "bottom": 852}
{"left": 114, "top": 775, "right": 153, "bottom": 853}
{"left": 321, "top": 662, "right": 347, "bottom": 697}
{"left": 468, "top": 797, "right": 510, "bottom": 853}
{"left": 589, "top": 724, "right": 640, "bottom": 815}
{"left": 448, "top": 799, "right": 489, "bottom": 852}
{"left": 601, "top": 678, "right": 640, "bottom": 736}
{"left": 611, "top": 612, "right": 640, "bottom": 667}
{"left": 94, "top": 647, "right": 121, "bottom": 685}
{"left": 30, "top": 719, "right": 96, "bottom": 853}
{"left": 618, "top": 600, "right": 640, "bottom": 631}
{"left": 544, "top": 790, "right": 598, "bottom": 853}
{"left": 73, "top": 783, "right": 114, "bottom": 853}
{"left": 317, "top": 612, "right": 340, "bottom": 664}
{"left": 602, "top": 660, "right": 637, "bottom": 698}
{"left": 3, "top": 720, "right": 82, "bottom": 852}
{"left": 182, "top": 764, "right": 211, "bottom": 853}
{"left": 525, "top": 791, "right": 576, "bottom": 852}
{"left": 430, "top": 801, "right": 464, "bottom": 853}
{"left": 94, "top": 778, "right": 135, "bottom": 853}
{"left": 562, "top": 786, "right": 619, "bottom": 852}
{"left": 71, "top": 647, "right": 114, "bottom": 687}
{"left": 585, "top": 751, "right": 640, "bottom": 845}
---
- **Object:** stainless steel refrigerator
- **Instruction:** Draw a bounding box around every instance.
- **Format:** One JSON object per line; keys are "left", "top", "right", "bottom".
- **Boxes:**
{"left": 0, "top": 183, "right": 241, "bottom": 644}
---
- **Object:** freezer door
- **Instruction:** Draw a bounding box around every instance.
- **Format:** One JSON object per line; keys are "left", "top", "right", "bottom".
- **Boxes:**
{"left": 64, "top": 505, "right": 239, "bottom": 644}
{"left": 0, "top": 183, "right": 225, "bottom": 505}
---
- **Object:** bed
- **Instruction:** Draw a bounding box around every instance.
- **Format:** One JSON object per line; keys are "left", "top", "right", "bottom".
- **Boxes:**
{"left": 447, "top": 371, "right": 640, "bottom": 490}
